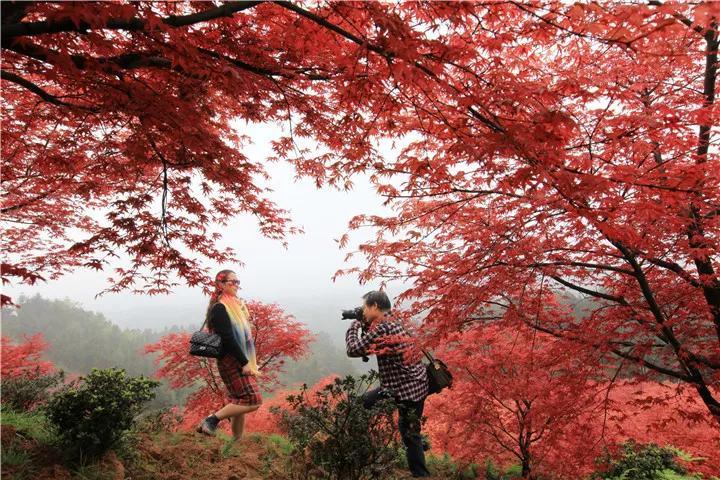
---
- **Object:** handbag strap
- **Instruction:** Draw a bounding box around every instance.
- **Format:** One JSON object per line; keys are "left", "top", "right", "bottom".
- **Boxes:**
{"left": 200, "top": 301, "right": 219, "bottom": 332}
{"left": 421, "top": 348, "right": 435, "bottom": 363}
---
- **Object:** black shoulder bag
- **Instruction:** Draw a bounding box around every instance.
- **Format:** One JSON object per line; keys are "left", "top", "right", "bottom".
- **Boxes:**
{"left": 422, "top": 349, "right": 453, "bottom": 394}
{"left": 189, "top": 317, "right": 224, "bottom": 358}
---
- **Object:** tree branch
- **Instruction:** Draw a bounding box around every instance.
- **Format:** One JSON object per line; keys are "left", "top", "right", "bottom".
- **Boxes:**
{"left": 525, "top": 318, "right": 693, "bottom": 382}
{"left": 549, "top": 275, "right": 630, "bottom": 305}
{"left": 648, "top": 0, "right": 709, "bottom": 36}
{"left": 1, "top": 1, "right": 263, "bottom": 40}
{"left": 531, "top": 261, "right": 636, "bottom": 276}
{"left": 641, "top": 255, "right": 702, "bottom": 288}
{"left": 274, "top": 0, "right": 505, "bottom": 133}
{"left": 0, "top": 69, "right": 97, "bottom": 111}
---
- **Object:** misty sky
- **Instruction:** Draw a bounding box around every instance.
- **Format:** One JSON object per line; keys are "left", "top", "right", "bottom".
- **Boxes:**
{"left": 4, "top": 122, "right": 407, "bottom": 332}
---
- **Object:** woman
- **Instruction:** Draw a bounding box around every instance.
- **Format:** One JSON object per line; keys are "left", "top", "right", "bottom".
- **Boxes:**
{"left": 196, "top": 269, "right": 262, "bottom": 440}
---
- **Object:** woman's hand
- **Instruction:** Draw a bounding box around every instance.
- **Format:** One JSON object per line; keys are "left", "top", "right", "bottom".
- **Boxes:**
{"left": 241, "top": 365, "right": 253, "bottom": 375}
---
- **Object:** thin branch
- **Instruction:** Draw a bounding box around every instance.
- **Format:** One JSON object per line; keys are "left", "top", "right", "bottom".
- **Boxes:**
{"left": 0, "top": 70, "right": 97, "bottom": 111}
{"left": 549, "top": 275, "right": 630, "bottom": 305}
{"left": 525, "top": 318, "right": 692, "bottom": 381}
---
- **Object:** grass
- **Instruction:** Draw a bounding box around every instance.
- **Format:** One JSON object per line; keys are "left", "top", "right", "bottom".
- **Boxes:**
{"left": 165, "top": 431, "right": 184, "bottom": 446}
{"left": 0, "top": 411, "right": 41, "bottom": 480}
{"left": 2, "top": 445, "right": 31, "bottom": 466}
{"left": 266, "top": 433, "right": 294, "bottom": 456}
{"left": 426, "top": 452, "right": 470, "bottom": 478}
{"left": 221, "top": 439, "right": 241, "bottom": 459}
{"left": 1, "top": 409, "right": 55, "bottom": 445}
{"left": 72, "top": 462, "right": 116, "bottom": 480}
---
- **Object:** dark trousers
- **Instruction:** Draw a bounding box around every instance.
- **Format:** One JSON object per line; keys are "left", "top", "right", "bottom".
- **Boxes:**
{"left": 362, "top": 388, "right": 431, "bottom": 478}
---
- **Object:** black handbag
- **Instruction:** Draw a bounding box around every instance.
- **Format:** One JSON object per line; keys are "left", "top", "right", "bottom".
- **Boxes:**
{"left": 189, "top": 319, "right": 224, "bottom": 358}
{"left": 423, "top": 350, "right": 453, "bottom": 394}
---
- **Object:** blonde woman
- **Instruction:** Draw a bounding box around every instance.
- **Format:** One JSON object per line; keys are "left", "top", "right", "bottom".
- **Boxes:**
{"left": 196, "top": 270, "right": 262, "bottom": 440}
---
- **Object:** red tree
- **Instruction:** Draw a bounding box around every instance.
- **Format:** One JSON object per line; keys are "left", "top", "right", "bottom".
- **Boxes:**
{"left": 144, "top": 300, "right": 311, "bottom": 430}
{"left": 425, "top": 322, "right": 720, "bottom": 478}
{"left": 424, "top": 322, "right": 612, "bottom": 480}
{"left": 3, "top": 0, "right": 719, "bottom": 449}
{"left": 328, "top": 2, "right": 720, "bottom": 424}
{"left": 1, "top": 333, "right": 55, "bottom": 378}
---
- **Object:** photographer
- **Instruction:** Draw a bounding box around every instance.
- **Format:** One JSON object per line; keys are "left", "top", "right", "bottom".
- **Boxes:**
{"left": 345, "top": 291, "right": 431, "bottom": 478}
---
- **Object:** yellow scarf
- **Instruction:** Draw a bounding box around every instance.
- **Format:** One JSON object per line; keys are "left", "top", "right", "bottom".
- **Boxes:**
{"left": 219, "top": 295, "right": 260, "bottom": 376}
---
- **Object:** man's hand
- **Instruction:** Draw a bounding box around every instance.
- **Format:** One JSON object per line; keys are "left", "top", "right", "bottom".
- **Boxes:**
{"left": 242, "top": 365, "right": 253, "bottom": 375}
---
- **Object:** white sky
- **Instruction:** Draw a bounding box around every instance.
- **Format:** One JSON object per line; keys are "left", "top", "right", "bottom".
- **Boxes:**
{"left": 3, "top": 122, "right": 405, "bottom": 332}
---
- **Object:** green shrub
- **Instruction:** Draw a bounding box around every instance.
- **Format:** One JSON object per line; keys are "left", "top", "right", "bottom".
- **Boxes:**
{"left": 594, "top": 441, "right": 687, "bottom": 480}
{"left": 1, "top": 369, "right": 65, "bottom": 412}
{"left": 425, "top": 452, "right": 479, "bottom": 479}
{"left": 275, "top": 372, "right": 401, "bottom": 480}
{"left": 46, "top": 368, "right": 159, "bottom": 459}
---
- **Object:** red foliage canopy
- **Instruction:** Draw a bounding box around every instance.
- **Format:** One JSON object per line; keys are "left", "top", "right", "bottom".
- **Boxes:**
{"left": 2, "top": 0, "right": 719, "bottom": 435}
{"left": 322, "top": 2, "right": 720, "bottom": 424}
{"left": 424, "top": 324, "right": 608, "bottom": 479}
{"left": 1, "top": 1, "right": 415, "bottom": 300}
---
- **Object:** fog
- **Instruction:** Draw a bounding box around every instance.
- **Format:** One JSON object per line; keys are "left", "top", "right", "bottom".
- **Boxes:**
{"left": 4, "top": 123, "right": 408, "bottom": 345}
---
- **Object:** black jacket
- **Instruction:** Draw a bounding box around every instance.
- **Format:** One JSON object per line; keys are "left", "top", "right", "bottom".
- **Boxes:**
{"left": 208, "top": 303, "right": 248, "bottom": 366}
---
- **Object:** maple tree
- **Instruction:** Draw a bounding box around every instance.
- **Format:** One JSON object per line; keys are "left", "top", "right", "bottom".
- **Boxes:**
{"left": 1, "top": 333, "right": 55, "bottom": 378}
{"left": 321, "top": 2, "right": 720, "bottom": 425}
{"left": 423, "top": 324, "right": 610, "bottom": 479}
{"left": 423, "top": 323, "right": 720, "bottom": 479}
{"left": 144, "top": 300, "right": 311, "bottom": 430}
{"left": 2, "top": 0, "right": 719, "bottom": 455}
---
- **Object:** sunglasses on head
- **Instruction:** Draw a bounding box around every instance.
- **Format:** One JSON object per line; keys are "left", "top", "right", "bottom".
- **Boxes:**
{"left": 222, "top": 280, "right": 240, "bottom": 285}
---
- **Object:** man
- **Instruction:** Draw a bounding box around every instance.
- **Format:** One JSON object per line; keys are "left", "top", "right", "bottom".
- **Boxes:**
{"left": 346, "top": 290, "right": 431, "bottom": 478}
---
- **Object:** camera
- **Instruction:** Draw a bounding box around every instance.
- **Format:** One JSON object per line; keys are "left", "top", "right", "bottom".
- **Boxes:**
{"left": 343, "top": 306, "right": 369, "bottom": 362}
{"left": 341, "top": 306, "right": 365, "bottom": 323}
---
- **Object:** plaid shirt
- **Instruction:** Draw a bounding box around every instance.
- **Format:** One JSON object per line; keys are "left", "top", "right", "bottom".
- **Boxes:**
{"left": 346, "top": 315, "right": 428, "bottom": 402}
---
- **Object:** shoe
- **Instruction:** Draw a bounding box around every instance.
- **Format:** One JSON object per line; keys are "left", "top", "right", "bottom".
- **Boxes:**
{"left": 196, "top": 418, "right": 217, "bottom": 436}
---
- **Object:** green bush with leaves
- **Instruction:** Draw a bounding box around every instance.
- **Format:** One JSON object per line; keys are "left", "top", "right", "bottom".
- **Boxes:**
{"left": 1, "top": 368, "right": 65, "bottom": 412}
{"left": 594, "top": 441, "right": 688, "bottom": 480}
{"left": 46, "top": 368, "right": 159, "bottom": 459}
{"left": 275, "top": 372, "right": 401, "bottom": 480}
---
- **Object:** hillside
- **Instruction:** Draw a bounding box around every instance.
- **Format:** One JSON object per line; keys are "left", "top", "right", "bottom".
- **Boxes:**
{"left": 1, "top": 410, "right": 445, "bottom": 480}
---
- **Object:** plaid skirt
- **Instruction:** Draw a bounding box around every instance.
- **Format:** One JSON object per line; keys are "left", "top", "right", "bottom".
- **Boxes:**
{"left": 216, "top": 355, "right": 262, "bottom": 406}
